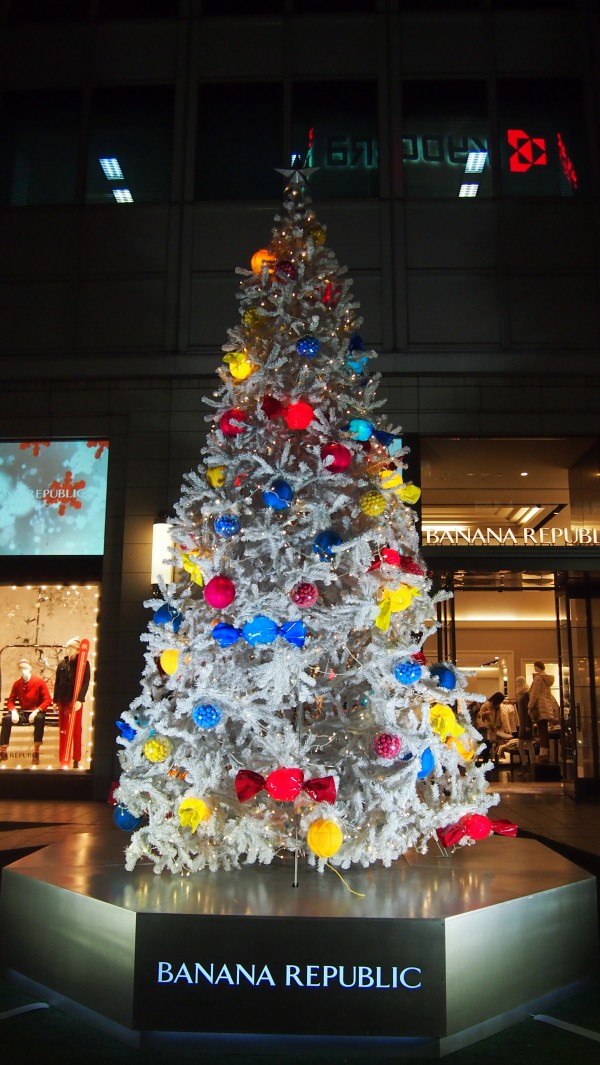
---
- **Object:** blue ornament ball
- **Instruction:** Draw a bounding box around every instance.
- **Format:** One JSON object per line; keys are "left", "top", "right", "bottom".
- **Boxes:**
{"left": 113, "top": 805, "right": 143, "bottom": 832}
{"left": 417, "top": 748, "right": 435, "bottom": 779}
{"left": 394, "top": 660, "right": 422, "bottom": 685}
{"left": 153, "top": 603, "right": 183, "bottom": 632}
{"left": 313, "top": 529, "right": 343, "bottom": 560}
{"left": 296, "top": 334, "right": 320, "bottom": 358}
{"left": 192, "top": 703, "right": 222, "bottom": 729}
{"left": 348, "top": 418, "right": 373, "bottom": 441}
{"left": 214, "top": 513, "right": 240, "bottom": 538}
{"left": 430, "top": 663, "right": 456, "bottom": 690}
{"left": 262, "top": 479, "right": 294, "bottom": 510}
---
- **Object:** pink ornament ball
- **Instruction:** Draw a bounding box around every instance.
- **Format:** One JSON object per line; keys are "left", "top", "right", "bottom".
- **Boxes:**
{"left": 290, "top": 582, "right": 319, "bottom": 608}
{"left": 321, "top": 443, "right": 353, "bottom": 473}
{"left": 220, "top": 408, "right": 249, "bottom": 437}
{"left": 372, "top": 732, "right": 402, "bottom": 759}
{"left": 204, "top": 575, "right": 236, "bottom": 609}
{"left": 274, "top": 260, "right": 297, "bottom": 281}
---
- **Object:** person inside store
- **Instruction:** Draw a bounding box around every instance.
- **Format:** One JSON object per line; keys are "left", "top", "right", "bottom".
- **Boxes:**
{"left": 54, "top": 637, "right": 90, "bottom": 770}
{"left": 528, "top": 660, "right": 559, "bottom": 764}
{"left": 0, "top": 658, "right": 52, "bottom": 766}
{"left": 476, "top": 691, "right": 512, "bottom": 763}
{"left": 515, "top": 675, "right": 535, "bottom": 776}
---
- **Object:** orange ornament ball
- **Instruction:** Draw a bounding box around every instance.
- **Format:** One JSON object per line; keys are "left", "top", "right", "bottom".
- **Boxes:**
{"left": 250, "top": 248, "right": 273, "bottom": 274}
{"left": 307, "top": 818, "right": 343, "bottom": 858}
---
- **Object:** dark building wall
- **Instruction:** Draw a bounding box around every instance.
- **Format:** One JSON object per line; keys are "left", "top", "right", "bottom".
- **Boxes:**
{"left": 0, "top": 2, "right": 598, "bottom": 794}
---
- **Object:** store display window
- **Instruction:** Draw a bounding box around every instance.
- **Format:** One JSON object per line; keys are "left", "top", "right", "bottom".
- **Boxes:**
{"left": 401, "top": 80, "right": 491, "bottom": 199}
{"left": 0, "top": 584, "right": 99, "bottom": 772}
{"left": 291, "top": 81, "right": 379, "bottom": 199}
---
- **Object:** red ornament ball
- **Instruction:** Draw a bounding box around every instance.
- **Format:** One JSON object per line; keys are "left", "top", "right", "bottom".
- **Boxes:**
{"left": 284, "top": 401, "right": 314, "bottom": 430}
{"left": 321, "top": 443, "right": 353, "bottom": 472}
{"left": 290, "top": 582, "right": 319, "bottom": 608}
{"left": 275, "top": 260, "right": 297, "bottom": 281}
{"left": 220, "top": 408, "right": 249, "bottom": 437}
{"left": 265, "top": 767, "right": 303, "bottom": 801}
{"left": 460, "top": 814, "right": 492, "bottom": 841}
{"left": 372, "top": 732, "right": 402, "bottom": 759}
{"left": 204, "top": 575, "right": 236, "bottom": 609}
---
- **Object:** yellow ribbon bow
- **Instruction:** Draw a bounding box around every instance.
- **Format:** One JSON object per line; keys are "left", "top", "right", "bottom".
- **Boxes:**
{"left": 447, "top": 735, "right": 475, "bottom": 761}
{"left": 178, "top": 797, "right": 211, "bottom": 831}
{"left": 206, "top": 466, "right": 225, "bottom": 488}
{"left": 375, "top": 584, "right": 421, "bottom": 631}
{"left": 378, "top": 469, "right": 422, "bottom": 504}
{"left": 181, "top": 551, "right": 204, "bottom": 586}
{"left": 223, "top": 351, "right": 256, "bottom": 381}
{"left": 430, "top": 702, "right": 465, "bottom": 740}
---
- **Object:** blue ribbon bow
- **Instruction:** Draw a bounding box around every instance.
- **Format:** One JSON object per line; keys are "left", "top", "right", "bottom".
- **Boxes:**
{"left": 212, "top": 615, "right": 306, "bottom": 649}
{"left": 340, "top": 421, "right": 404, "bottom": 456}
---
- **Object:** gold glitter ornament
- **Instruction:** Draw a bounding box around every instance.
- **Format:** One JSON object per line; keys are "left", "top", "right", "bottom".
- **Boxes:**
{"left": 309, "top": 225, "right": 327, "bottom": 246}
{"left": 242, "top": 308, "right": 263, "bottom": 327}
{"left": 359, "top": 490, "right": 387, "bottom": 516}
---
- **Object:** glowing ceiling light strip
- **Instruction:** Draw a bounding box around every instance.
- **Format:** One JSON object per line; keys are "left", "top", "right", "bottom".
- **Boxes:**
{"left": 465, "top": 151, "right": 487, "bottom": 173}
{"left": 99, "top": 157, "right": 123, "bottom": 179}
{"left": 458, "top": 183, "right": 479, "bottom": 197}
{"left": 113, "top": 189, "right": 133, "bottom": 203}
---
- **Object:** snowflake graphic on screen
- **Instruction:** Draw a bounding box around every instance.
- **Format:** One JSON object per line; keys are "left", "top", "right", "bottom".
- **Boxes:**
{"left": 87, "top": 440, "right": 109, "bottom": 459}
{"left": 44, "top": 470, "right": 86, "bottom": 516}
{"left": 20, "top": 441, "right": 51, "bottom": 458}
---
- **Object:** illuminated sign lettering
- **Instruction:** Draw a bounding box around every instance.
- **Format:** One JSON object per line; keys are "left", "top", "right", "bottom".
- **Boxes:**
{"left": 424, "top": 527, "right": 600, "bottom": 547}
{"left": 507, "top": 129, "right": 547, "bottom": 172}
{"left": 402, "top": 135, "right": 488, "bottom": 166}
{"left": 325, "top": 136, "right": 378, "bottom": 168}
{"left": 557, "top": 132, "right": 578, "bottom": 189}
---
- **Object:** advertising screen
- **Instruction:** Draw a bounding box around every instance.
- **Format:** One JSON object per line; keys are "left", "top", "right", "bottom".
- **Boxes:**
{"left": 0, "top": 439, "right": 108, "bottom": 556}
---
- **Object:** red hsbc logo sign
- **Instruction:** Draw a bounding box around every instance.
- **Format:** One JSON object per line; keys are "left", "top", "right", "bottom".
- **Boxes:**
{"left": 507, "top": 129, "right": 547, "bottom": 172}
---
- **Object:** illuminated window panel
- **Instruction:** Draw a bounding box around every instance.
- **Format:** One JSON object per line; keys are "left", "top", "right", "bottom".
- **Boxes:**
{"left": 401, "top": 80, "right": 492, "bottom": 198}
{"left": 291, "top": 81, "right": 379, "bottom": 199}
{"left": 498, "top": 79, "right": 587, "bottom": 197}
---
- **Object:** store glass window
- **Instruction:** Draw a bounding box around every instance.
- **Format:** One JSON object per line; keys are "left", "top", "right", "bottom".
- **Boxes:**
{"left": 498, "top": 80, "right": 587, "bottom": 197}
{"left": 401, "top": 81, "right": 491, "bottom": 198}
{"left": 0, "top": 584, "right": 99, "bottom": 773}
{"left": 0, "top": 90, "right": 81, "bottom": 206}
{"left": 85, "top": 86, "right": 174, "bottom": 205}
{"left": 195, "top": 84, "right": 283, "bottom": 200}
{"left": 291, "top": 81, "right": 379, "bottom": 199}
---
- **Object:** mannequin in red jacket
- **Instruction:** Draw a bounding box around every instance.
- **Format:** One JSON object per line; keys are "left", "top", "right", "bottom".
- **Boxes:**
{"left": 0, "top": 658, "right": 52, "bottom": 766}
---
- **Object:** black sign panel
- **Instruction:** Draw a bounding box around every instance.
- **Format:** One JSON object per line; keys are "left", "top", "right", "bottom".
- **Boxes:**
{"left": 134, "top": 913, "right": 446, "bottom": 1036}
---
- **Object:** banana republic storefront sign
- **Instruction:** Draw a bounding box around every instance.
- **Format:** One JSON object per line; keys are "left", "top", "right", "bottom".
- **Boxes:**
{"left": 423, "top": 526, "right": 600, "bottom": 547}
{"left": 134, "top": 913, "right": 444, "bottom": 1035}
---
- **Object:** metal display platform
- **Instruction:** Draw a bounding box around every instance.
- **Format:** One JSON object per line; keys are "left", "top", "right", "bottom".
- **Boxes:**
{"left": 0, "top": 831, "right": 597, "bottom": 1055}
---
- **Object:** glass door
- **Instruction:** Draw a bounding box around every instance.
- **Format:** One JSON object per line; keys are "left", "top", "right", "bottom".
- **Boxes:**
{"left": 555, "top": 573, "right": 600, "bottom": 798}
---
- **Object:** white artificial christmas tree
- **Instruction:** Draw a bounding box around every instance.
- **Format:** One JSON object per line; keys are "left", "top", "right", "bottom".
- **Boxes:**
{"left": 114, "top": 170, "right": 499, "bottom": 876}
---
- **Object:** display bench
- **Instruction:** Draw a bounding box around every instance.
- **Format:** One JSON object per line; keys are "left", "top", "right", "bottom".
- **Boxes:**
{"left": 0, "top": 831, "right": 597, "bottom": 1055}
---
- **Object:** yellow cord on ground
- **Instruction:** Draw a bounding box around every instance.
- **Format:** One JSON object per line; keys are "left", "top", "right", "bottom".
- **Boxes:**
{"left": 326, "top": 862, "right": 366, "bottom": 897}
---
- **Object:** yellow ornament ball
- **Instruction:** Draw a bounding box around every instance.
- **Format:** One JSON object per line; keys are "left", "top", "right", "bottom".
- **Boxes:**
{"left": 359, "top": 490, "right": 387, "bottom": 517}
{"left": 250, "top": 248, "right": 273, "bottom": 274}
{"left": 159, "top": 648, "right": 179, "bottom": 675}
{"left": 307, "top": 818, "right": 343, "bottom": 858}
{"left": 206, "top": 466, "right": 225, "bottom": 488}
{"left": 178, "top": 797, "right": 211, "bottom": 831}
{"left": 309, "top": 225, "right": 327, "bottom": 246}
{"left": 143, "top": 736, "right": 172, "bottom": 763}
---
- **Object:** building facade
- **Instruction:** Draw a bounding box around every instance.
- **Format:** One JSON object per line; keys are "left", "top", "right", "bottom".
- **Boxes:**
{"left": 0, "top": 0, "right": 598, "bottom": 797}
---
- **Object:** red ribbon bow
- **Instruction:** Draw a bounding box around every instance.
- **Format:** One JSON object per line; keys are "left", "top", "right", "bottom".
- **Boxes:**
{"left": 235, "top": 767, "right": 337, "bottom": 805}
{"left": 436, "top": 815, "right": 518, "bottom": 848}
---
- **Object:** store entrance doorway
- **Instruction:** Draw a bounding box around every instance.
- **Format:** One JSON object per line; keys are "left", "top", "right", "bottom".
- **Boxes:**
{"left": 427, "top": 570, "right": 600, "bottom": 796}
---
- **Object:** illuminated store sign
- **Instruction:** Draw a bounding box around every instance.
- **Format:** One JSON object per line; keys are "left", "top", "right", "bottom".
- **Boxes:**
{"left": 402, "top": 134, "right": 488, "bottom": 167}
{"left": 423, "top": 527, "right": 600, "bottom": 547}
{"left": 0, "top": 439, "right": 108, "bottom": 556}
